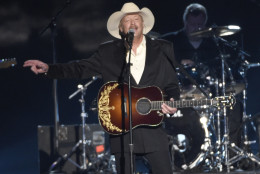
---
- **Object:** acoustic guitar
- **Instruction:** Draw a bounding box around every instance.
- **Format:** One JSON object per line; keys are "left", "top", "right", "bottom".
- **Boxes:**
{"left": 97, "top": 81, "right": 235, "bottom": 135}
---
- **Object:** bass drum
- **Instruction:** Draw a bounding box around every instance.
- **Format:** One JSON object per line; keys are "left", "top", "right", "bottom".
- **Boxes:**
{"left": 164, "top": 108, "right": 210, "bottom": 171}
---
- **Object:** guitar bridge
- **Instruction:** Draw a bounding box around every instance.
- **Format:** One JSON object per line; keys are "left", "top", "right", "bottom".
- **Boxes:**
{"left": 157, "top": 111, "right": 164, "bottom": 117}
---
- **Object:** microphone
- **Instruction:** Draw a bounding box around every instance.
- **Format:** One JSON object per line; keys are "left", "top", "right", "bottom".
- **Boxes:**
{"left": 126, "top": 29, "right": 135, "bottom": 47}
{"left": 128, "top": 29, "right": 135, "bottom": 36}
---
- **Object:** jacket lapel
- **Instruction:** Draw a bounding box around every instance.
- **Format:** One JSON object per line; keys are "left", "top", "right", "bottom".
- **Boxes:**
{"left": 112, "top": 40, "right": 128, "bottom": 82}
{"left": 138, "top": 36, "right": 160, "bottom": 86}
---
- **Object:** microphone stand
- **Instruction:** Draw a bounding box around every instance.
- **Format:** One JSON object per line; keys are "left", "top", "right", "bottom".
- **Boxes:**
{"left": 40, "top": 0, "right": 72, "bottom": 165}
{"left": 126, "top": 32, "right": 134, "bottom": 174}
{"left": 49, "top": 77, "right": 98, "bottom": 172}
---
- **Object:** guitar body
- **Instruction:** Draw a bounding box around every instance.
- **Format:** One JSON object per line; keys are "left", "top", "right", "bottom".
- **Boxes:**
{"left": 97, "top": 81, "right": 164, "bottom": 135}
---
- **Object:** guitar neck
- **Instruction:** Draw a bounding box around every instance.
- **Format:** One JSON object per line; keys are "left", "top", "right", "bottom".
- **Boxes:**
{"left": 151, "top": 99, "right": 213, "bottom": 109}
{"left": 0, "top": 58, "right": 17, "bottom": 69}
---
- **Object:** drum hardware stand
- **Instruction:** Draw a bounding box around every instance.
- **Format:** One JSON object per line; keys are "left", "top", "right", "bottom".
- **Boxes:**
{"left": 213, "top": 36, "right": 260, "bottom": 172}
{"left": 212, "top": 66, "right": 235, "bottom": 172}
{"left": 49, "top": 77, "right": 98, "bottom": 173}
{"left": 209, "top": 77, "right": 224, "bottom": 171}
{"left": 204, "top": 76, "right": 225, "bottom": 172}
{"left": 212, "top": 108, "right": 224, "bottom": 171}
{"left": 212, "top": 35, "right": 236, "bottom": 172}
{"left": 182, "top": 114, "right": 212, "bottom": 170}
{"left": 227, "top": 58, "right": 260, "bottom": 168}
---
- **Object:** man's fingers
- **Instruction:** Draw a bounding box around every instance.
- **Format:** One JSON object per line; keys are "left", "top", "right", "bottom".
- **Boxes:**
{"left": 161, "top": 102, "right": 177, "bottom": 114}
{"left": 31, "top": 66, "right": 38, "bottom": 74}
{"left": 24, "top": 60, "right": 48, "bottom": 74}
{"left": 23, "top": 62, "right": 33, "bottom": 67}
{"left": 23, "top": 60, "right": 40, "bottom": 67}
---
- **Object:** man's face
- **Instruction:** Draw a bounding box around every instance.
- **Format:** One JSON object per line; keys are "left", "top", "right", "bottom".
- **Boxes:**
{"left": 119, "top": 13, "right": 144, "bottom": 39}
{"left": 184, "top": 14, "right": 206, "bottom": 35}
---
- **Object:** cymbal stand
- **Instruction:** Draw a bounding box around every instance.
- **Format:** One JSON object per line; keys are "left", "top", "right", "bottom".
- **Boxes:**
{"left": 227, "top": 60, "right": 260, "bottom": 167}
{"left": 215, "top": 36, "right": 260, "bottom": 171}
{"left": 49, "top": 77, "right": 98, "bottom": 172}
{"left": 212, "top": 35, "right": 232, "bottom": 172}
{"left": 208, "top": 77, "right": 225, "bottom": 171}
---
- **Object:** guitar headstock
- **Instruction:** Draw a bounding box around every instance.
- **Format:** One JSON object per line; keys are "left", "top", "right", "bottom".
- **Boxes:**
{"left": 0, "top": 58, "right": 17, "bottom": 69}
{"left": 213, "top": 95, "right": 236, "bottom": 109}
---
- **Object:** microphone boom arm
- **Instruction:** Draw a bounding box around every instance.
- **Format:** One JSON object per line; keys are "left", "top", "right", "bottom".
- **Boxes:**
{"left": 69, "top": 76, "right": 99, "bottom": 99}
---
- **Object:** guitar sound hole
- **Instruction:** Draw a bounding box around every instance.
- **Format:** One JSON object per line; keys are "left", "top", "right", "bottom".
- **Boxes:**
{"left": 136, "top": 98, "right": 151, "bottom": 115}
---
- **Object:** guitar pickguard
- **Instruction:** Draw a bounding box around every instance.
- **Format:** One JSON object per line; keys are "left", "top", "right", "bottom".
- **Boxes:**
{"left": 98, "top": 82, "right": 122, "bottom": 134}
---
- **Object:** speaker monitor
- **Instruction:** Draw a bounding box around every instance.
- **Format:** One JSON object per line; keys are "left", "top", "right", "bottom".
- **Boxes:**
{"left": 37, "top": 124, "right": 106, "bottom": 174}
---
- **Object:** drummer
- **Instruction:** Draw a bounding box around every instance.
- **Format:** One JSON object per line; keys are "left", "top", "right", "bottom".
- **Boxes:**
{"left": 162, "top": 3, "right": 243, "bottom": 166}
{"left": 161, "top": 3, "right": 218, "bottom": 70}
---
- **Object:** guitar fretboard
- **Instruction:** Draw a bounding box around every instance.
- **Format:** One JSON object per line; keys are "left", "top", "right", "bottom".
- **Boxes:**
{"left": 151, "top": 99, "right": 212, "bottom": 110}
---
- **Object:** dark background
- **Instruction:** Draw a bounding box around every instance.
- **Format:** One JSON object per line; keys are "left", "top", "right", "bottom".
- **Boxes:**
{"left": 0, "top": 0, "right": 260, "bottom": 173}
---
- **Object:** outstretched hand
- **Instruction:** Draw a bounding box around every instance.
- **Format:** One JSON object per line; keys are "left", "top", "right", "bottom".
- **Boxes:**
{"left": 23, "top": 60, "right": 49, "bottom": 74}
{"left": 161, "top": 98, "right": 177, "bottom": 114}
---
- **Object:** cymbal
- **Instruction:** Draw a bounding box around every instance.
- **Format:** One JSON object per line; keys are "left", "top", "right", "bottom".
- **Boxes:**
{"left": 190, "top": 25, "right": 241, "bottom": 38}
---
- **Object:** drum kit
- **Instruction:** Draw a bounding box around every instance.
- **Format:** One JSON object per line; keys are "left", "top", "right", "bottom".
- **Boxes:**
{"left": 165, "top": 25, "right": 260, "bottom": 172}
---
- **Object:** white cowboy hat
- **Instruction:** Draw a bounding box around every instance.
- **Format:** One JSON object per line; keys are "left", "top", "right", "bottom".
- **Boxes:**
{"left": 107, "top": 2, "right": 155, "bottom": 39}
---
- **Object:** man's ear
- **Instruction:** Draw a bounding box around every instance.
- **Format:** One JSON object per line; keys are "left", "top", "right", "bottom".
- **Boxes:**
{"left": 119, "top": 28, "right": 122, "bottom": 33}
{"left": 119, "top": 29, "right": 126, "bottom": 39}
